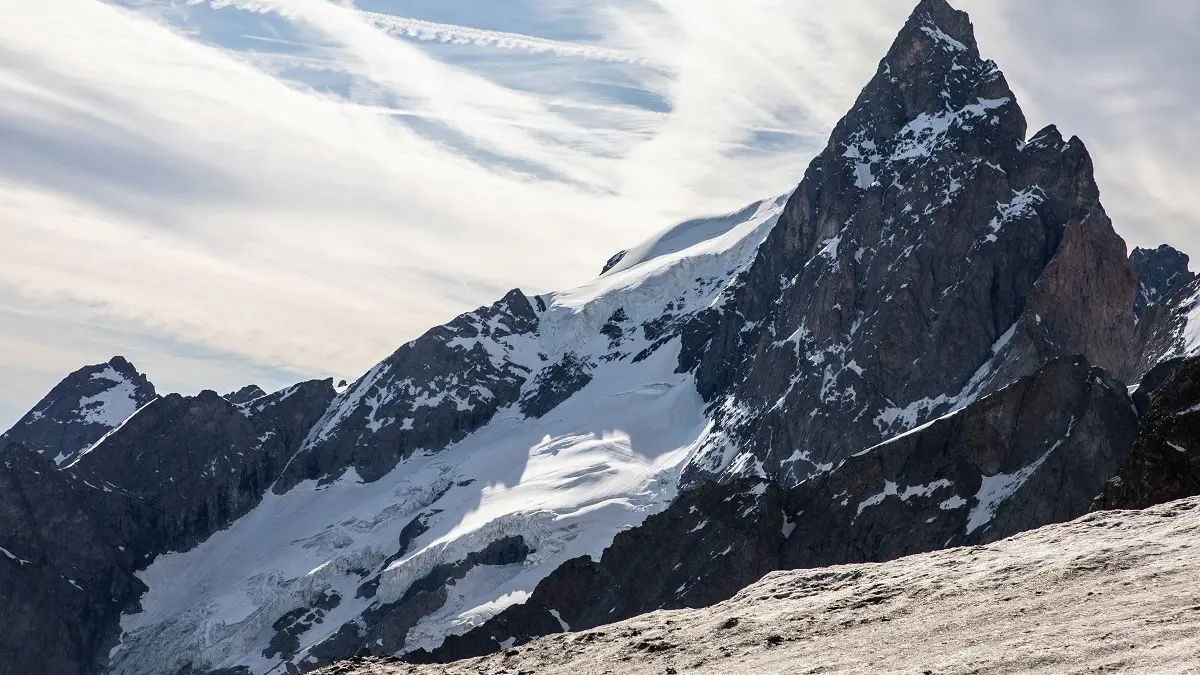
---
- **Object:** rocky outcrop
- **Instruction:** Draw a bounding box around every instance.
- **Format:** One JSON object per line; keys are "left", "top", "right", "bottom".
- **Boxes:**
{"left": 303, "top": 537, "right": 533, "bottom": 670}
{"left": 224, "top": 385, "right": 267, "bottom": 405}
{"left": 1131, "top": 244, "right": 1194, "bottom": 316}
{"left": 680, "top": 0, "right": 1137, "bottom": 488}
{"left": 71, "top": 380, "right": 337, "bottom": 553}
{"left": 276, "top": 289, "right": 540, "bottom": 490}
{"left": 782, "top": 357, "right": 1138, "bottom": 568}
{"left": 1129, "top": 275, "right": 1200, "bottom": 381}
{"left": 1095, "top": 356, "right": 1200, "bottom": 510}
{"left": 518, "top": 353, "right": 593, "bottom": 418}
{"left": 0, "top": 356, "right": 156, "bottom": 465}
{"left": 599, "top": 251, "right": 626, "bottom": 276}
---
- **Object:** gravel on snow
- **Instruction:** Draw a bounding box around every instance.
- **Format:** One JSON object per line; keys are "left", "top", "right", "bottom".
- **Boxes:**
{"left": 317, "top": 497, "right": 1200, "bottom": 675}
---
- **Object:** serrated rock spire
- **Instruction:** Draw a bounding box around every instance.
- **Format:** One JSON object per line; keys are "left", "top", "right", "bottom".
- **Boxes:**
{"left": 682, "top": 0, "right": 1134, "bottom": 487}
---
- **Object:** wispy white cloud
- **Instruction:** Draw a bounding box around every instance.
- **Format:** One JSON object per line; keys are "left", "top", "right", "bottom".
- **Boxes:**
{"left": 360, "top": 11, "right": 651, "bottom": 65}
{"left": 1, "top": 0, "right": 1197, "bottom": 427}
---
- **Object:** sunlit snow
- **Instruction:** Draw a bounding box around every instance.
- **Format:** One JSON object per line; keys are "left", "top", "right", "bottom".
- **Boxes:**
{"left": 109, "top": 197, "right": 788, "bottom": 674}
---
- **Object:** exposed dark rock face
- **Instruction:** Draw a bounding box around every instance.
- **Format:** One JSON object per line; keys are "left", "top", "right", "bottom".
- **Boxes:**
{"left": 1095, "top": 356, "right": 1200, "bottom": 510}
{"left": 781, "top": 357, "right": 1138, "bottom": 567}
{"left": 679, "top": 0, "right": 1137, "bottom": 489}
{"left": 0, "top": 445, "right": 147, "bottom": 675}
{"left": 224, "top": 385, "right": 267, "bottom": 405}
{"left": 263, "top": 590, "right": 346, "bottom": 664}
{"left": 0, "top": 356, "right": 156, "bottom": 465}
{"left": 71, "top": 380, "right": 337, "bottom": 553}
{"left": 1129, "top": 275, "right": 1199, "bottom": 380}
{"left": 276, "top": 289, "right": 540, "bottom": 490}
{"left": 600, "top": 251, "right": 626, "bottom": 276}
{"left": 1131, "top": 245, "right": 1194, "bottom": 316}
{"left": 518, "top": 352, "right": 594, "bottom": 418}
{"left": 1131, "top": 356, "right": 1186, "bottom": 416}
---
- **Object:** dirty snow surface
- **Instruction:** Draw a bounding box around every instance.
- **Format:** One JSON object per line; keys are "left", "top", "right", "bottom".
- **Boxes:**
{"left": 108, "top": 197, "right": 787, "bottom": 674}
{"left": 329, "top": 498, "right": 1200, "bottom": 675}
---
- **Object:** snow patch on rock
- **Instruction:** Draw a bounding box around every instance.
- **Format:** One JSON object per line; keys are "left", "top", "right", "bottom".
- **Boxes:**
{"left": 1184, "top": 288, "right": 1200, "bottom": 355}
{"left": 966, "top": 420, "right": 1075, "bottom": 535}
{"left": 77, "top": 368, "right": 142, "bottom": 427}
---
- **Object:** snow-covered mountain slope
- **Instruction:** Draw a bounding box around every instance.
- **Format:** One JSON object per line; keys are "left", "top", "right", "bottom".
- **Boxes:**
{"left": 272, "top": 195, "right": 788, "bottom": 493}
{"left": 332, "top": 496, "right": 1200, "bottom": 675}
{"left": 106, "top": 196, "right": 788, "bottom": 674}
{"left": 0, "top": 356, "right": 156, "bottom": 465}
{"left": 1131, "top": 275, "right": 1200, "bottom": 378}
{"left": 598, "top": 197, "right": 783, "bottom": 278}
{"left": 401, "top": 354, "right": 1141, "bottom": 664}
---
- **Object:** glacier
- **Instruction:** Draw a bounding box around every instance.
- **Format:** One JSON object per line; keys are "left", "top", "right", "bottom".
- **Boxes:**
{"left": 107, "top": 196, "right": 788, "bottom": 674}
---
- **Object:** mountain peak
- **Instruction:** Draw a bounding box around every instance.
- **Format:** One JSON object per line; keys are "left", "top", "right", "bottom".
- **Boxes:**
{"left": 0, "top": 357, "right": 156, "bottom": 465}
{"left": 108, "top": 354, "right": 137, "bottom": 372}
{"left": 1131, "top": 244, "right": 1196, "bottom": 315}
{"left": 905, "top": 0, "right": 978, "bottom": 55}
{"left": 829, "top": 0, "right": 1025, "bottom": 157}
{"left": 224, "top": 384, "right": 267, "bottom": 405}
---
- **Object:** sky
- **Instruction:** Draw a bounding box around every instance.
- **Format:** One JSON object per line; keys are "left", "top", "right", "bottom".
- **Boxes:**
{"left": 1, "top": 0, "right": 1197, "bottom": 428}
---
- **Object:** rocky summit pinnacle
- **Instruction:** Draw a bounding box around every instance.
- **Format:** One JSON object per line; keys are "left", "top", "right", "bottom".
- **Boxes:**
{"left": 677, "top": 0, "right": 1135, "bottom": 489}
{"left": 1131, "top": 244, "right": 1195, "bottom": 315}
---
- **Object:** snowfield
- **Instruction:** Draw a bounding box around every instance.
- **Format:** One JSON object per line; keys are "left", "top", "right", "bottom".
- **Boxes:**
{"left": 108, "top": 197, "right": 788, "bottom": 674}
{"left": 77, "top": 366, "right": 143, "bottom": 427}
{"left": 1185, "top": 286, "right": 1200, "bottom": 356}
{"left": 332, "top": 497, "right": 1200, "bottom": 675}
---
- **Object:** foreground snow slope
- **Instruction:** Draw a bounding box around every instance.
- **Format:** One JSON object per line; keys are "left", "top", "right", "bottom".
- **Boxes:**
{"left": 109, "top": 197, "right": 787, "bottom": 674}
{"left": 333, "top": 497, "right": 1200, "bottom": 675}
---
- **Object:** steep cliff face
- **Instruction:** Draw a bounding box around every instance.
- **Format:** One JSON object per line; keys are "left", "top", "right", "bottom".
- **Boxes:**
{"left": 1131, "top": 245, "right": 1194, "bottom": 316}
{"left": 1096, "top": 355, "right": 1200, "bottom": 511}
{"left": 0, "top": 446, "right": 147, "bottom": 675}
{"left": 1130, "top": 274, "right": 1200, "bottom": 381}
{"left": 680, "top": 0, "right": 1137, "bottom": 488}
{"left": 0, "top": 356, "right": 156, "bottom": 466}
{"left": 780, "top": 357, "right": 1139, "bottom": 568}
